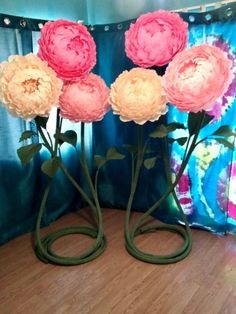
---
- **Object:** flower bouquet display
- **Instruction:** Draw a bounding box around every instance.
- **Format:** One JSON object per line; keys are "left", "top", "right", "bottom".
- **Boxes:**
{"left": 0, "top": 20, "right": 114, "bottom": 265}
{"left": 0, "top": 11, "right": 234, "bottom": 266}
{"left": 110, "top": 11, "right": 234, "bottom": 263}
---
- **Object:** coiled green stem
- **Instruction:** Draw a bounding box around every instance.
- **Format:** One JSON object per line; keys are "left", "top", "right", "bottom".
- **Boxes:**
{"left": 125, "top": 112, "right": 205, "bottom": 264}
{"left": 34, "top": 113, "right": 106, "bottom": 265}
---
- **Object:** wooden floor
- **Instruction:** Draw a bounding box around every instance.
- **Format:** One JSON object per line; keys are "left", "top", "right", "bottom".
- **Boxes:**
{"left": 0, "top": 209, "right": 236, "bottom": 314}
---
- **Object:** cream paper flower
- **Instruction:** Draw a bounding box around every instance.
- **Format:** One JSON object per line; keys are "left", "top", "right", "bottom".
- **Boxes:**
{"left": 0, "top": 53, "right": 62, "bottom": 120}
{"left": 110, "top": 68, "right": 167, "bottom": 125}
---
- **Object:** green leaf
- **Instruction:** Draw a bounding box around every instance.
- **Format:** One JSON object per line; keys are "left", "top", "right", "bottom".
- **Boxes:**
{"left": 144, "top": 157, "right": 157, "bottom": 170}
{"left": 216, "top": 138, "right": 234, "bottom": 150}
{"left": 188, "top": 112, "right": 201, "bottom": 136}
{"left": 149, "top": 125, "right": 168, "bottom": 138}
{"left": 201, "top": 114, "right": 214, "bottom": 128}
{"left": 19, "top": 130, "right": 38, "bottom": 142}
{"left": 213, "top": 125, "right": 235, "bottom": 137}
{"left": 150, "top": 123, "right": 186, "bottom": 139}
{"left": 17, "top": 143, "right": 42, "bottom": 165}
{"left": 188, "top": 112, "right": 214, "bottom": 136}
{"left": 176, "top": 137, "right": 188, "bottom": 146}
{"left": 106, "top": 147, "right": 125, "bottom": 160}
{"left": 168, "top": 138, "right": 175, "bottom": 144}
{"left": 94, "top": 155, "right": 106, "bottom": 168}
{"left": 123, "top": 144, "right": 137, "bottom": 154}
{"left": 41, "top": 157, "right": 61, "bottom": 177}
{"left": 166, "top": 123, "right": 186, "bottom": 133}
{"left": 55, "top": 130, "right": 77, "bottom": 147}
{"left": 168, "top": 137, "right": 187, "bottom": 146}
{"left": 35, "top": 116, "right": 48, "bottom": 129}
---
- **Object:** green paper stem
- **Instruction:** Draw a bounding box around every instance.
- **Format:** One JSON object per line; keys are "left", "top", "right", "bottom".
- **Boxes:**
{"left": 94, "top": 168, "right": 100, "bottom": 202}
{"left": 125, "top": 125, "right": 143, "bottom": 236}
{"left": 34, "top": 112, "right": 106, "bottom": 265}
{"left": 124, "top": 112, "right": 205, "bottom": 264}
{"left": 80, "top": 122, "right": 101, "bottom": 223}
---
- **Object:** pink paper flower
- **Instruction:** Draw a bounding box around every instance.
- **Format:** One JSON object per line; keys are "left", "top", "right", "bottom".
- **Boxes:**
{"left": 38, "top": 19, "right": 96, "bottom": 81}
{"left": 0, "top": 54, "right": 62, "bottom": 120}
{"left": 125, "top": 10, "right": 188, "bottom": 67}
{"left": 59, "top": 73, "right": 110, "bottom": 123}
{"left": 110, "top": 68, "right": 167, "bottom": 125}
{"left": 163, "top": 44, "right": 233, "bottom": 112}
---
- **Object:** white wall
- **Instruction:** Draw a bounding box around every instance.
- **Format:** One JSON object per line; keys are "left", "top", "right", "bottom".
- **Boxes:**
{"left": 0, "top": 0, "right": 88, "bottom": 22}
{"left": 86, "top": 0, "right": 219, "bottom": 24}
{"left": 0, "top": 0, "right": 221, "bottom": 24}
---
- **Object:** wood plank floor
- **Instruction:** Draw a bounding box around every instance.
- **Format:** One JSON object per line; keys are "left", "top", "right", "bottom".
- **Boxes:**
{"left": 0, "top": 208, "right": 236, "bottom": 314}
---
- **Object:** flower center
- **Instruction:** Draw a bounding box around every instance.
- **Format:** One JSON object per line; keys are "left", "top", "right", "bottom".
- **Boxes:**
{"left": 22, "top": 79, "right": 40, "bottom": 94}
{"left": 68, "top": 36, "right": 84, "bottom": 55}
{"left": 179, "top": 60, "right": 197, "bottom": 74}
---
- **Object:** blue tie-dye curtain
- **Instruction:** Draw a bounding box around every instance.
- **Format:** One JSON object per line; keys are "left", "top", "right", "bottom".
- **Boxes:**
{"left": 168, "top": 18, "right": 236, "bottom": 234}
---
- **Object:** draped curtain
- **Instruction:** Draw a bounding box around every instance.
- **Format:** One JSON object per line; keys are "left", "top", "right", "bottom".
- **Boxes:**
{"left": 168, "top": 18, "right": 236, "bottom": 234}
{"left": 1, "top": 5, "right": 236, "bottom": 245}
{"left": 0, "top": 27, "right": 84, "bottom": 244}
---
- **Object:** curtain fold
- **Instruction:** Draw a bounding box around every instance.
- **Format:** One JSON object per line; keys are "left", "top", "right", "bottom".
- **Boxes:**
{"left": 168, "top": 19, "right": 236, "bottom": 234}
{"left": 0, "top": 27, "right": 82, "bottom": 245}
{"left": 92, "top": 29, "right": 168, "bottom": 213}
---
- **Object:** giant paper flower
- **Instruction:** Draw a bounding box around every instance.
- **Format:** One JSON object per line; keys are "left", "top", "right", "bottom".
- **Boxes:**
{"left": 38, "top": 19, "right": 96, "bottom": 81}
{"left": 110, "top": 68, "right": 167, "bottom": 124}
{"left": 163, "top": 44, "right": 233, "bottom": 112}
{"left": 59, "top": 73, "right": 110, "bottom": 123}
{"left": 125, "top": 10, "right": 188, "bottom": 67}
{"left": 0, "top": 53, "right": 62, "bottom": 120}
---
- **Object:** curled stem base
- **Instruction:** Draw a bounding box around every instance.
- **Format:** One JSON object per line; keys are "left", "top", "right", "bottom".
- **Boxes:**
{"left": 35, "top": 226, "right": 107, "bottom": 266}
{"left": 125, "top": 218, "right": 192, "bottom": 264}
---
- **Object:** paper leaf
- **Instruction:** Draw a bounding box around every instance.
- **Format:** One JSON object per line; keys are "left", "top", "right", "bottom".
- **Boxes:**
{"left": 17, "top": 143, "right": 42, "bottom": 165}
{"left": 213, "top": 125, "right": 235, "bottom": 137}
{"left": 166, "top": 123, "right": 186, "bottom": 133}
{"left": 41, "top": 157, "right": 61, "bottom": 177}
{"left": 94, "top": 155, "right": 106, "bottom": 168}
{"left": 168, "top": 137, "right": 187, "bottom": 146}
{"left": 19, "top": 130, "right": 38, "bottom": 142}
{"left": 216, "top": 138, "right": 234, "bottom": 150}
{"left": 176, "top": 137, "right": 188, "bottom": 146}
{"left": 149, "top": 125, "right": 168, "bottom": 138}
{"left": 55, "top": 130, "right": 77, "bottom": 147}
{"left": 201, "top": 113, "right": 214, "bottom": 128}
{"left": 106, "top": 147, "right": 125, "bottom": 160}
{"left": 188, "top": 112, "right": 213, "bottom": 136}
{"left": 144, "top": 157, "right": 157, "bottom": 170}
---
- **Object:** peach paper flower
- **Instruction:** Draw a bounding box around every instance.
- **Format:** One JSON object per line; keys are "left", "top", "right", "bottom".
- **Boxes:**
{"left": 38, "top": 19, "right": 96, "bottom": 81}
{"left": 163, "top": 44, "right": 233, "bottom": 112}
{"left": 110, "top": 68, "right": 167, "bottom": 125}
{"left": 59, "top": 73, "right": 110, "bottom": 123}
{"left": 125, "top": 10, "right": 188, "bottom": 67}
{"left": 0, "top": 53, "right": 62, "bottom": 120}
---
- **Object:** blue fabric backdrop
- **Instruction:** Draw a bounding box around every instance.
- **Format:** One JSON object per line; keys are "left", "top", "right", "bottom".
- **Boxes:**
{"left": 0, "top": 28, "right": 83, "bottom": 244}
{"left": 1, "top": 8, "right": 236, "bottom": 245}
{"left": 168, "top": 19, "right": 236, "bottom": 234}
{"left": 92, "top": 16, "right": 236, "bottom": 234}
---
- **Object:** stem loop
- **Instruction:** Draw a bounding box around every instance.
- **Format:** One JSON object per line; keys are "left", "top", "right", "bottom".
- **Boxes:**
{"left": 125, "top": 112, "right": 205, "bottom": 264}
{"left": 34, "top": 113, "right": 106, "bottom": 265}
